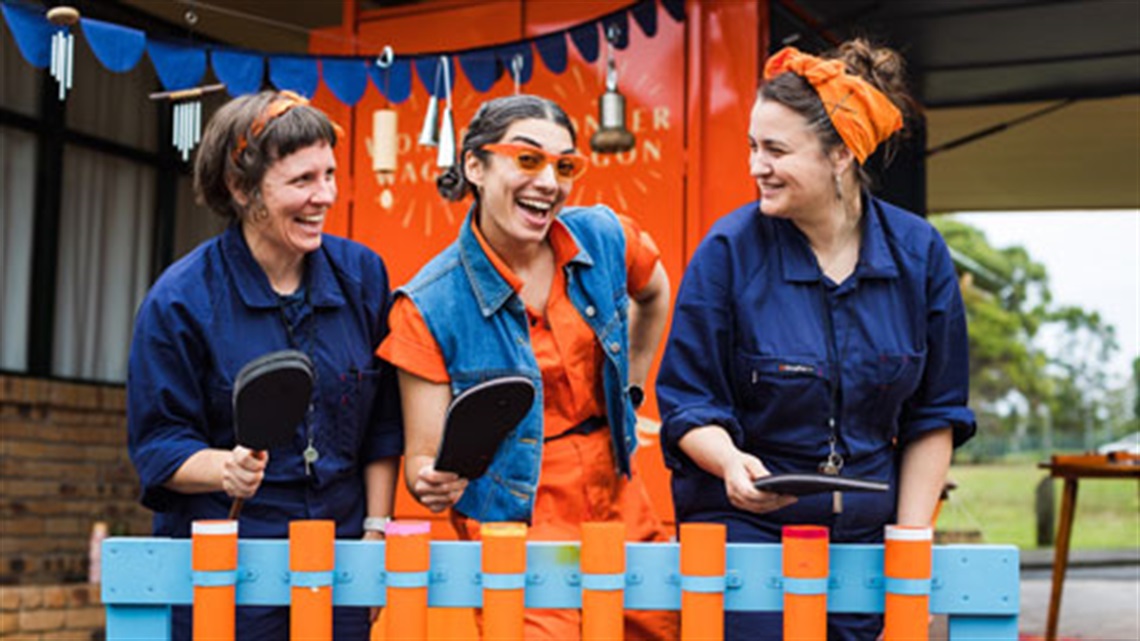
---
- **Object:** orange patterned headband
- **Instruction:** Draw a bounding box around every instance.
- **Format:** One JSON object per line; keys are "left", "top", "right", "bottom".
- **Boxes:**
{"left": 231, "top": 90, "right": 345, "bottom": 164}
{"left": 762, "top": 47, "right": 903, "bottom": 164}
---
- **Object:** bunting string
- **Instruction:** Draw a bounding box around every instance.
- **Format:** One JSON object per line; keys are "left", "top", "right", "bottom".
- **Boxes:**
{"left": 1, "top": 0, "right": 684, "bottom": 107}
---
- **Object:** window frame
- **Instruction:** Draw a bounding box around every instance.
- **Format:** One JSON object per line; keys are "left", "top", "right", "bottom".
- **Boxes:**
{"left": 0, "top": 2, "right": 207, "bottom": 383}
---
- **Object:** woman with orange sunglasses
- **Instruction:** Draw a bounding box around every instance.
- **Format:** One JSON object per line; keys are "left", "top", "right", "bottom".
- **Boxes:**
{"left": 378, "top": 95, "right": 677, "bottom": 640}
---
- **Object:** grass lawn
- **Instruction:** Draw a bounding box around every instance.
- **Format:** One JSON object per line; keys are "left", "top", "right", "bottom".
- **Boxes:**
{"left": 935, "top": 462, "right": 1140, "bottom": 550}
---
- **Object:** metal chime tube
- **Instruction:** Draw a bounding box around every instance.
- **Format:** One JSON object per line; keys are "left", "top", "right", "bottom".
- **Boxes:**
{"left": 437, "top": 109, "right": 454, "bottom": 168}
{"left": 437, "top": 55, "right": 455, "bottom": 168}
{"left": 51, "top": 33, "right": 59, "bottom": 94}
{"left": 183, "top": 103, "right": 192, "bottom": 161}
{"left": 175, "top": 103, "right": 185, "bottom": 160}
{"left": 418, "top": 95, "right": 439, "bottom": 147}
{"left": 64, "top": 32, "right": 74, "bottom": 93}
{"left": 193, "top": 101, "right": 202, "bottom": 147}
{"left": 172, "top": 102, "right": 181, "bottom": 149}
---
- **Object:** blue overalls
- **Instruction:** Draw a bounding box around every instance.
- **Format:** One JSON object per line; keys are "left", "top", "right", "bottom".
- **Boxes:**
{"left": 127, "top": 224, "right": 402, "bottom": 640}
{"left": 657, "top": 196, "right": 975, "bottom": 640}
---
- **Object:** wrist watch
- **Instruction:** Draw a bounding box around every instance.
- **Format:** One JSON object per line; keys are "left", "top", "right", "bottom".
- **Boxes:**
{"left": 363, "top": 516, "right": 391, "bottom": 534}
{"left": 629, "top": 384, "right": 645, "bottom": 410}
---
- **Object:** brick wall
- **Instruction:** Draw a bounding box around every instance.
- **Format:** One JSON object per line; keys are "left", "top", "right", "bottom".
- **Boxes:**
{"left": 0, "top": 584, "right": 103, "bottom": 640}
{"left": 0, "top": 376, "right": 150, "bottom": 586}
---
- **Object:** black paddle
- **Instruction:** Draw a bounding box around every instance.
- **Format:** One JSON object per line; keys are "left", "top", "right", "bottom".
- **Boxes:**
{"left": 434, "top": 377, "right": 535, "bottom": 480}
{"left": 227, "top": 349, "right": 314, "bottom": 520}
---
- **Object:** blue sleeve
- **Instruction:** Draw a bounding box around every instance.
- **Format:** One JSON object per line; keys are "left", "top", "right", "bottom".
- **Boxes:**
{"left": 899, "top": 232, "right": 977, "bottom": 447}
{"left": 655, "top": 232, "right": 744, "bottom": 470}
{"left": 126, "top": 293, "right": 211, "bottom": 512}
{"left": 362, "top": 254, "right": 404, "bottom": 462}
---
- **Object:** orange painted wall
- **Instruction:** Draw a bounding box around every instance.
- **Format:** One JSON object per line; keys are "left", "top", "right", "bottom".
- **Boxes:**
{"left": 311, "top": 0, "right": 764, "bottom": 538}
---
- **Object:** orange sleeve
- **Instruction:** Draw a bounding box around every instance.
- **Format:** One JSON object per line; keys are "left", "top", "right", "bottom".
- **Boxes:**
{"left": 618, "top": 214, "right": 662, "bottom": 296}
{"left": 377, "top": 296, "right": 450, "bottom": 384}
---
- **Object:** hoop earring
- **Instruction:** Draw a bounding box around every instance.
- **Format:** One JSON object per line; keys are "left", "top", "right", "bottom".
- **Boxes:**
{"left": 242, "top": 199, "right": 269, "bottom": 223}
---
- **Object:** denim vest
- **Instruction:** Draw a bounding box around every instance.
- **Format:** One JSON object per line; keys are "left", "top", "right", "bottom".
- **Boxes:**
{"left": 399, "top": 205, "right": 638, "bottom": 523}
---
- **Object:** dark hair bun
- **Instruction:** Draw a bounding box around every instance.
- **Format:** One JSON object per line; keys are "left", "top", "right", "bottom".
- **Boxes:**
{"left": 436, "top": 165, "right": 469, "bottom": 201}
{"left": 832, "top": 39, "right": 918, "bottom": 121}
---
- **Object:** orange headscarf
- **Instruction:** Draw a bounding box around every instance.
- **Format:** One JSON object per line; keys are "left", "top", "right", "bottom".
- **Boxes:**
{"left": 762, "top": 46, "right": 903, "bottom": 164}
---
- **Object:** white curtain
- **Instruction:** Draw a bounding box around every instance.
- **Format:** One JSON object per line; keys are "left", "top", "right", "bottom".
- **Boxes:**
{"left": 174, "top": 174, "right": 226, "bottom": 260}
{"left": 47, "top": 26, "right": 159, "bottom": 382}
{"left": 1, "top": 25, "right": 39, "bottom": 371}
{"left": 0, "top": 128, "right": 36, "bottom": 371}
{"left": 53, "top": 146, "right": 155, "bottom": 381}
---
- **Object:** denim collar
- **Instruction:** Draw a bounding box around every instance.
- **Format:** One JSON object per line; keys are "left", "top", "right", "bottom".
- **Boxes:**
{"left": 778, "top": 193, "right": 900, "bottom": 283}
{"left": 221, "top": 223, "right": 346, "bottom": 309}
{"left": 457, "top": 205, "right": 595, "bottom": 318}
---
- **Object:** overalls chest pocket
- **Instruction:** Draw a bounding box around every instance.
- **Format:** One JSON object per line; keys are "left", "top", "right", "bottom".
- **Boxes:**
{"left": 871, "top": 350, "right": 927, "bottom": 433}
{"left": 732, "top": 353, "right": 829, "bottom": 421}
{"left": 334, "top": 367, "right": 382, "bottom": 460}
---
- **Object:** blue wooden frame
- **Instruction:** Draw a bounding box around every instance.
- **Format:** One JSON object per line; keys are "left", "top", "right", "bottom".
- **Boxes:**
{"left": 102, "top": 538, "right": 1018, "bottom": 640}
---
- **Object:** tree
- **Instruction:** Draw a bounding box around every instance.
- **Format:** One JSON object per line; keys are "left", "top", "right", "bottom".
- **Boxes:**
{"left": 1134, "top": 357, "right": 1140, "bottom": 422}
{"left": 931, "top": 217, "right": 1120, "bottom": 456}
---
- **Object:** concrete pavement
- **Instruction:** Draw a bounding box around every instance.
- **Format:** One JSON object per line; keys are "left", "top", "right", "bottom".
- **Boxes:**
{"left": 1018, "top": 561, "right": 1139, "bottom": 640}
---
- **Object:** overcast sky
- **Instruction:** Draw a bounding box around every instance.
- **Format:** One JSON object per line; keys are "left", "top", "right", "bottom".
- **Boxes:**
{"left": 948, "top": 210, "right": 1140, "bottom": 386}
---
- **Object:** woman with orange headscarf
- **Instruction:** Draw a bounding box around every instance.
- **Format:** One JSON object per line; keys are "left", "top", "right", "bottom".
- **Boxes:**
{"left": 656, "top": 40, "right": 976, "bottom": 639}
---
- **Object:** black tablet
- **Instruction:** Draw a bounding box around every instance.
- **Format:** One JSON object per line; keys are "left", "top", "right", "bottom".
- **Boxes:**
{"left": 753, "top": 473, "right": 889, "bottom": 497}
{"left": 434, "top": 377, "right": 535, "bottom": 480}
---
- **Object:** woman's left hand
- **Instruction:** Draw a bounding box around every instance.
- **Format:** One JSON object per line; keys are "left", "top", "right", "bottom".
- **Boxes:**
{"left": 724, "top": 452, "right": 798, "bottom": 514}
{"left": 411, "top": 462, "right": 468, "bottom": 513}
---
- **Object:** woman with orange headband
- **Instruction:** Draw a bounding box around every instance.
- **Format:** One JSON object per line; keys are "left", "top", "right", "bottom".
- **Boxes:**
{"left": 127, "top": 90, "right": 402, "bottom": 640}
{"left": 657, "top": 40, "right": 975, "bottom": 639}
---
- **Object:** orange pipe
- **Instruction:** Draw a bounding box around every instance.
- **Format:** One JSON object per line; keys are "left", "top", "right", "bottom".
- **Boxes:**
{"left": 883, "top": 525, "right": 933, "bottom": 641}
{"left": 385, "top": 521, "right": 431, "bottom": 641}
{"left": 481, "top": 522, "right": 527, "bottom": 641}
{"left": 782, "top": 525, "right": 829, "bottom": 641}
{"left": 680, "top": 523, "right": 725, "bottom": 641}
{"left": 581, "top": 522, "right": 625, "bottom": 641}
{"left": 191, "top": 520, "right": 237, "bottom": 641}
{"left": 290, "top": 520, "right": 335, "bottom": 641}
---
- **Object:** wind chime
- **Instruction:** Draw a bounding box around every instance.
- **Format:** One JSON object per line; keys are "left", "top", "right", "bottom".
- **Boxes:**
{"left": 149, "top": 84, "right": 226, "bottom": 161}
{"left": 590, "top": 25, "right": 636, "bottom": 154}
{"left": 46, "top": 6, "right": 79, "bottom": 101}
{"left": 370, "top": 47, "right": 398, "bottom": 210}
{"left": 418, "top": 55, "right": 455, "bottom": 169}
{"left": 511, "top": 54, "right": 525, "bottom": 95}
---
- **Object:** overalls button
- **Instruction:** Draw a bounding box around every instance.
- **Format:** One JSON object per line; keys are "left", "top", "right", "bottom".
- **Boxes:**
{"left": 585, "top": 305, "right": 596, "bottom": 317}
{"left": 609, "top": 342, "right": 620, "bottom": 353}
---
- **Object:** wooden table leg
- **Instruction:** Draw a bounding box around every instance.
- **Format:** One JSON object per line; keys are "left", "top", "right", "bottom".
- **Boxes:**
{"left": 1045, "top": 478, "right": 1079, "bottom": 641}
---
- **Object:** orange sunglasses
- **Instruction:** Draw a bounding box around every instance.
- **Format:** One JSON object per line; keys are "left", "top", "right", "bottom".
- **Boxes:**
{"left": 481, "top": 143, "right": 589, "bottom": 181}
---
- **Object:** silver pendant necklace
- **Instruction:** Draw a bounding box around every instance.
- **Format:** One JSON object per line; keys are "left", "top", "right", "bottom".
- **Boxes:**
{"left": 817, "top": 276, "right": 851, "bottom": 514}
{"left": 277, "top": 281, "right": 319, "bottom": 476}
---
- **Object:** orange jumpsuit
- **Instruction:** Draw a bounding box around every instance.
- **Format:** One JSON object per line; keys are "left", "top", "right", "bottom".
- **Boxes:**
{"left": 380, "top": 216, "right": 678, "bottom": 641}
